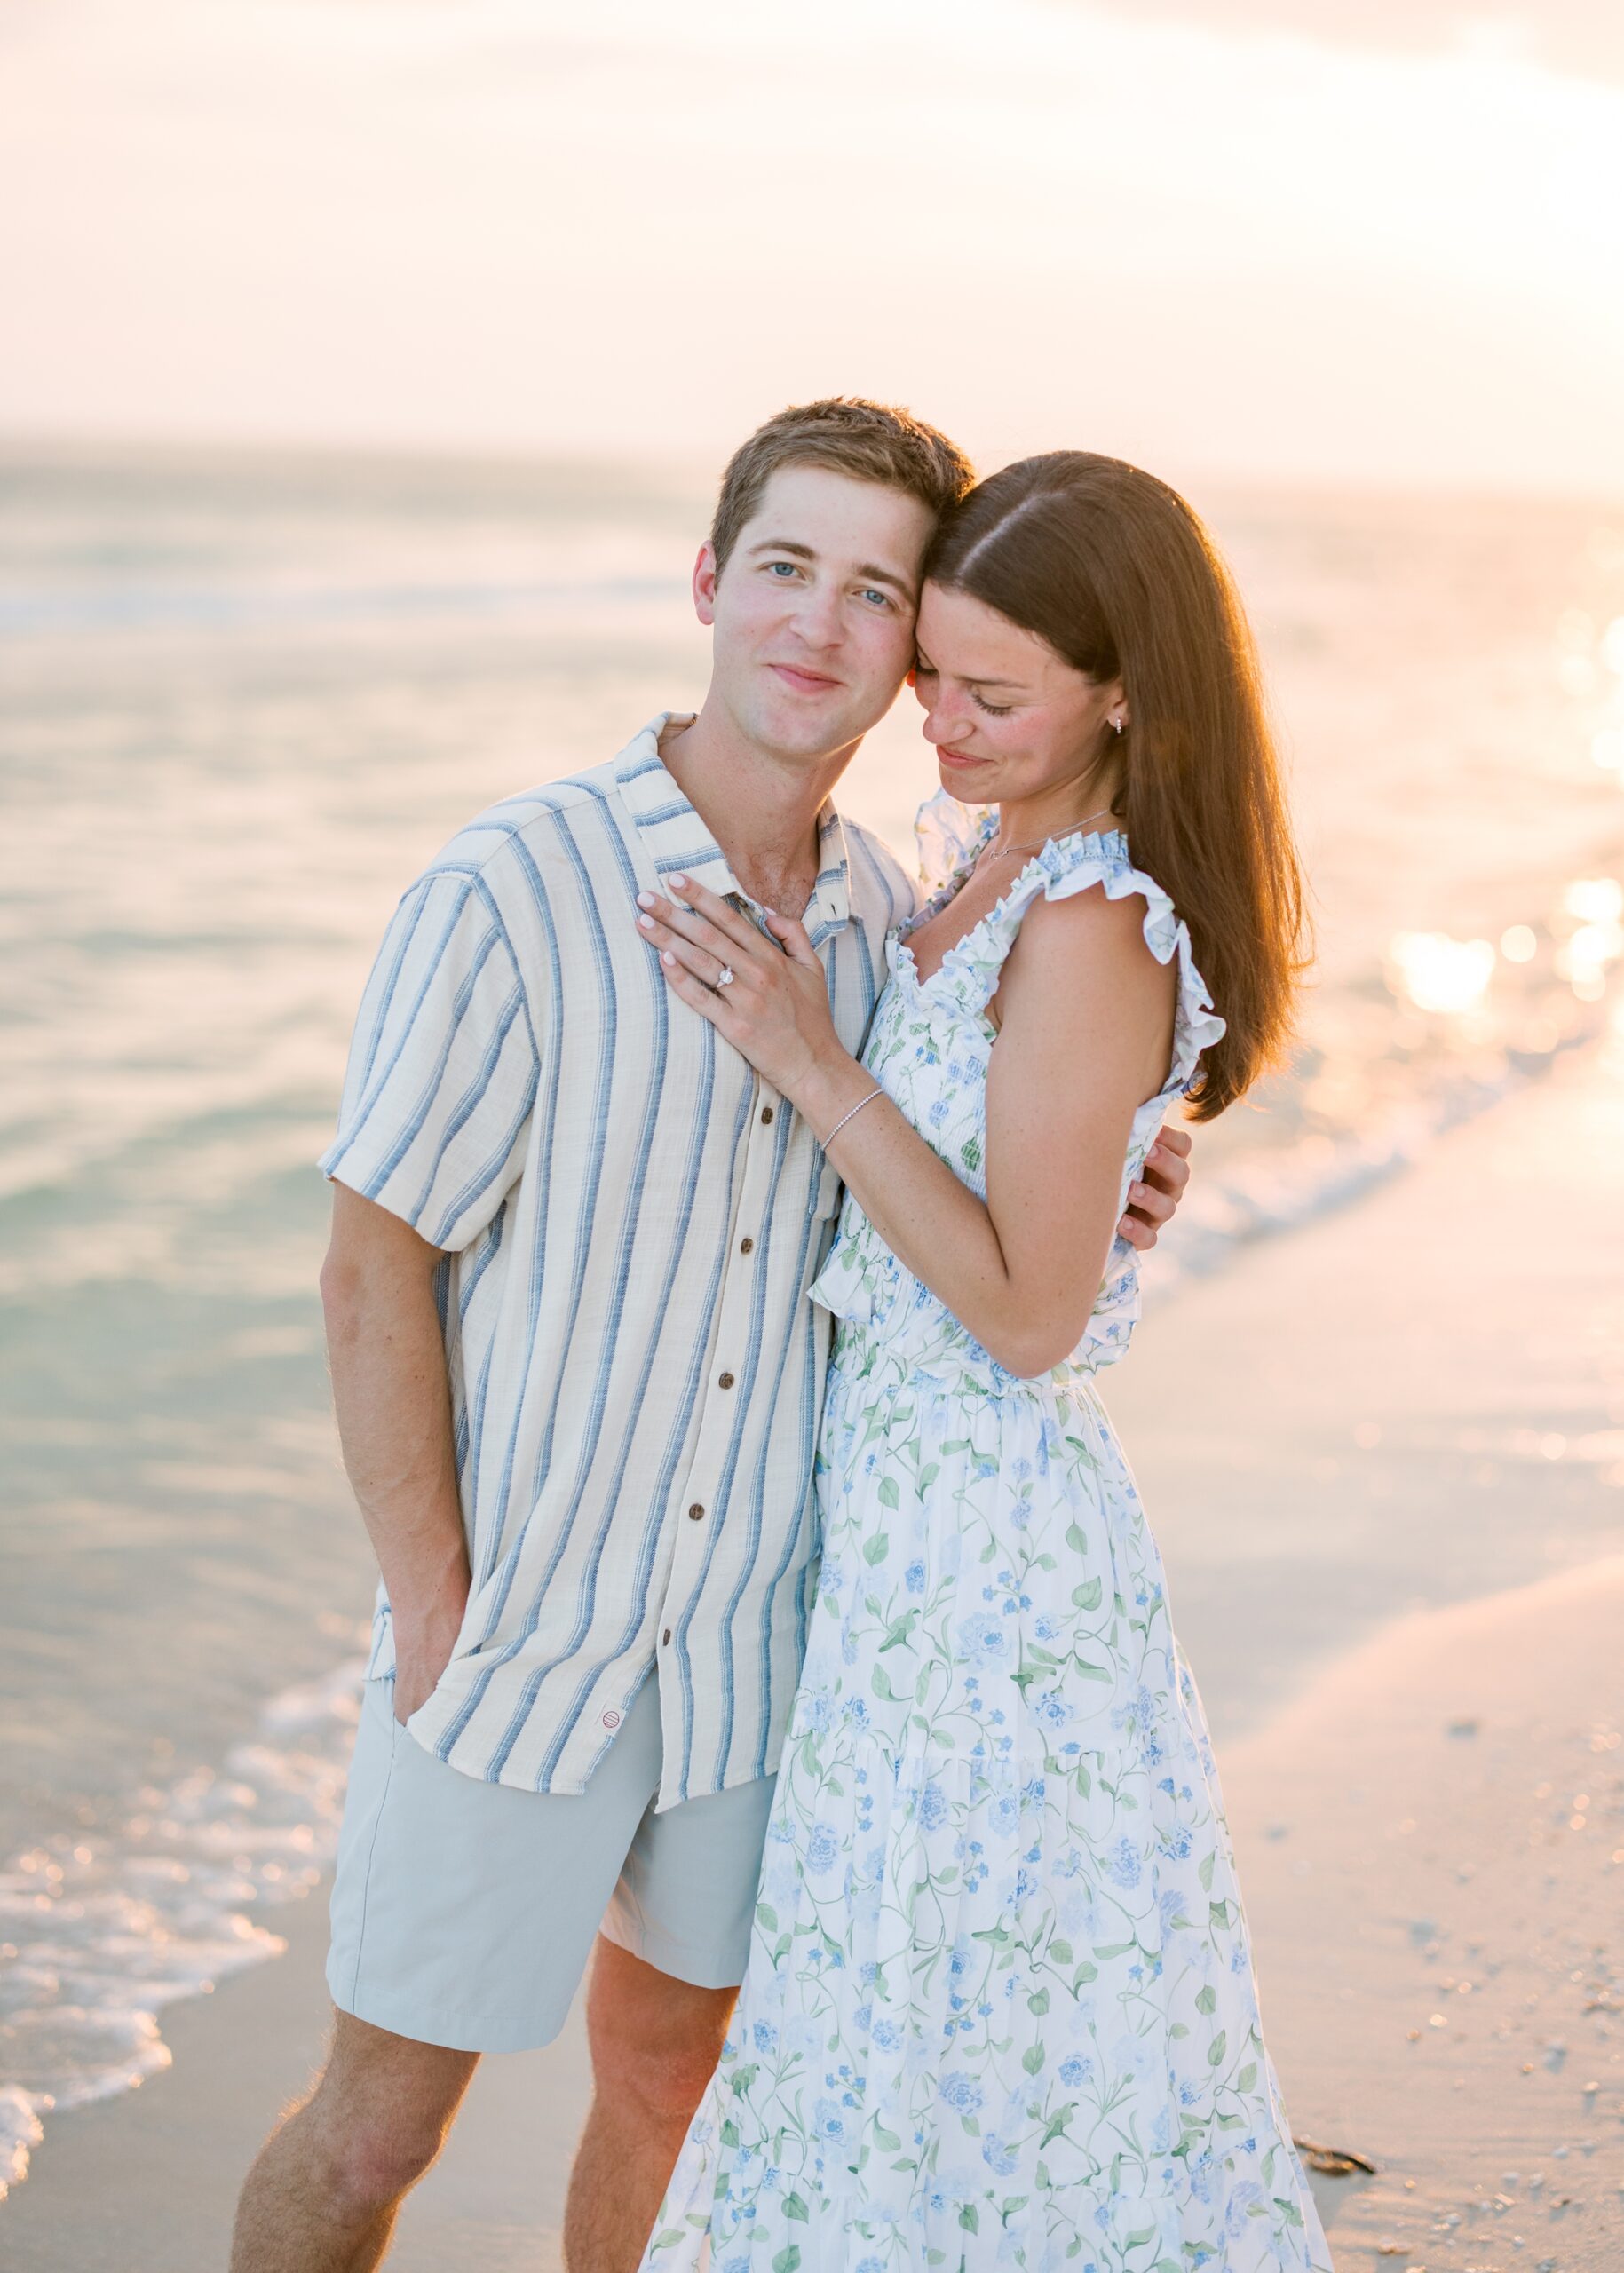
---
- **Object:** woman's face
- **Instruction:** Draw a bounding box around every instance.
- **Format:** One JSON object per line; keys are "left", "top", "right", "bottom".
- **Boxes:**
{"left": 911, "top": 580, "right": 1124, "bottom": 808}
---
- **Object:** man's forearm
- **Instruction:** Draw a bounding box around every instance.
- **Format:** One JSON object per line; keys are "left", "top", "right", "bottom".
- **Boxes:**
{"left": 321, "top": 1192, "right": 470, "bottom": 1712}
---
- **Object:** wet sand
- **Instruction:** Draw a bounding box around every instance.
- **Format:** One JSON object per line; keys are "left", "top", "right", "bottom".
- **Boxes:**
{"left": 1225, "top": 1555, "right": 1624, "bottom": 2271}
{"left": 4, "top": 1037, "right": 1621, "bottom": 2268}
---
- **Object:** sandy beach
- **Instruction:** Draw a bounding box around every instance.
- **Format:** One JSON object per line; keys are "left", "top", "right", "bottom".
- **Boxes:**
{"left": 1224, "top": 1554, "right": 1624, "bottom": 2270}
{"left": 4, "top": 1030, "right": 1621, "bottom": 2269}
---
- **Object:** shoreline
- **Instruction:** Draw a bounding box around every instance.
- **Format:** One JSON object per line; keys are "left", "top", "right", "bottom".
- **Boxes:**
{"left": 1105, "top": 1026, "right": 1624, "bottom": 1746}
{"left": 3, "top": 1034, "right": 1621, "bottom": 2266}
{"left": 1224, "top": 1556, "right": 1624, "bottom": 2269}
{"left": 0, "top": 1897, "right": 590, "bottom": 2272}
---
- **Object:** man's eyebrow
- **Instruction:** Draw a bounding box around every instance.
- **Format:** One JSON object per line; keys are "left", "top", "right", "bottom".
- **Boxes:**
{"left": 747, "top": 538, "right": 817, "bottom": 559}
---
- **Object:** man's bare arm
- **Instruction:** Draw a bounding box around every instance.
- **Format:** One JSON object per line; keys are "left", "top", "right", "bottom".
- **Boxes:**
{"left": 320, "top": 1183, "right": 470, "bottom": 1724}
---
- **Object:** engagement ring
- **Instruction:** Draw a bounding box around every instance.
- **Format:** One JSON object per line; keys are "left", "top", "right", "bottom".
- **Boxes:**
{"left": 716, "top": 965, "right": 735, "bottom": 989}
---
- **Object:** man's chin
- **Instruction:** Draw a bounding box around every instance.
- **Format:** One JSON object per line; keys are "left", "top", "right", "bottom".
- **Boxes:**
{"left": 746, "top": 691, "right": 885, "bottom": 764}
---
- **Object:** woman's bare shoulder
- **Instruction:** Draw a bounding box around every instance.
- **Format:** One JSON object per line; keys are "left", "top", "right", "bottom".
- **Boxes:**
{"left": 1009, "top": 875, "right": 1169, "bottom": 995}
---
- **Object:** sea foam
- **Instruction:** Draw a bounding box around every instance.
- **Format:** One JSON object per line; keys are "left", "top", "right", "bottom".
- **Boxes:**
{"left": 0, "top": 1659, "right": 365, "bottom": 2200}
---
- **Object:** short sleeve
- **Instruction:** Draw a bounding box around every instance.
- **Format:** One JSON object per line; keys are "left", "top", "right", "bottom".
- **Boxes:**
{"left": 320, "top": 868, "right": 539, "bottom": 1250}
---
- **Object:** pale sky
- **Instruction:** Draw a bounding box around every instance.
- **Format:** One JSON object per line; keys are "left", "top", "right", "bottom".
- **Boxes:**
{"left": 3, "top": 0, "right": 1623, "bottom": 492}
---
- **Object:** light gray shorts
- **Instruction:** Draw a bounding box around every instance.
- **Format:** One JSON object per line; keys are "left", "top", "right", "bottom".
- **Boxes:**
{"left": 326, "top": 1673, "right": 775, "bottom": 2052}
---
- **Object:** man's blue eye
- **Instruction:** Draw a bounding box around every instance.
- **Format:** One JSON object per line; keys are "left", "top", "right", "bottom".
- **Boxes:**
{"left": 860, "top": 589, "right": 890, "bottom": 608}
{"left": 767, "top": 561, "right": 799, "bottom": 577}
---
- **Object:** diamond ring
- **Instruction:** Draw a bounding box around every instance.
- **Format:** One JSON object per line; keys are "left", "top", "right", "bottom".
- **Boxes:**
{"left": 716, "top": 965, "right": 735, "bottom": 989}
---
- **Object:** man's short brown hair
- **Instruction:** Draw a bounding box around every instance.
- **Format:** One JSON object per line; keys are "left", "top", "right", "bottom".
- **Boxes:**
{"left": 709, "top": 397, "right": 975, "bottom": 576}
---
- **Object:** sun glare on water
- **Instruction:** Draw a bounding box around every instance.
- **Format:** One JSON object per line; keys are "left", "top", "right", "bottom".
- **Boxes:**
{"left": 1557, "top": 878, "right": 1624, "bottom": 1001}
{"left": 1387, "top": 873, "right": 1624, "bottom": 1016}
{"left": 1386, "top": 931, "right": 1498, "bottom": 1015}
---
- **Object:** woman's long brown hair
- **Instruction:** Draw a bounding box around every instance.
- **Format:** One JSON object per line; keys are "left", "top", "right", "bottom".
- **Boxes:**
{"left": 923, "top": 452, "right": 1307, "bottom": 1119}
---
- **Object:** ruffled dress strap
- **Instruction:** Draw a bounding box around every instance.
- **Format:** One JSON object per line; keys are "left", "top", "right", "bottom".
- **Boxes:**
{"left": 1006, "top": 829, "right": 1224, "bottom": 1097}
{"left": 908, "top": 799, "right": 1225, "bottom": 1100}
{"left": 991, "top": 829, "right": 1224, "bottom": 1378}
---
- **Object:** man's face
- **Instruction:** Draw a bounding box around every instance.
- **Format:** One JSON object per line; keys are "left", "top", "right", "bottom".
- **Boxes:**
{"left": 694, "top": 463, "right": 934, "bottom": 765}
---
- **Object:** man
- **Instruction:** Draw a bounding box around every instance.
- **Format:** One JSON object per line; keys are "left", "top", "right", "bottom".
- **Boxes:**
{"left": 231, "top": 399, "right": 1192, "bottom": 2273}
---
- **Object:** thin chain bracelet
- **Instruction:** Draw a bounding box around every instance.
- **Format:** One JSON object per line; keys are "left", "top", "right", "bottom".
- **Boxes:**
{"left": 821, "top": 1086, "right": 884, "bottom": 1149}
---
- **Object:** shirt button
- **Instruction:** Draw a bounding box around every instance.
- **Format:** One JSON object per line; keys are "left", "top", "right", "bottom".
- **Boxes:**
{"left": 739, "top": 1236, "right": 754, "bottom": 1255}
{"left": 688, "top": 1501, "right": 705, "bottom": 1521}
{"left": 760, "top": 1105, "right": 773, "bottom": 1125}
{"left": 718, "top": 1371, "right": 735, "bottom": 1390}
{"left": 601, "top": 1709, "right": 622, "bottom": 1730}
{"left": 661, "top": 1627, "right": 672, "bottom": 1646}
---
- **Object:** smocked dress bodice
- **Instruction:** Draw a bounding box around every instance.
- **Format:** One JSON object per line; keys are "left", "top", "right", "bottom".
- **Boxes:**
{"left": 807, "top": 789, "right": 1224, "bottom": 1390}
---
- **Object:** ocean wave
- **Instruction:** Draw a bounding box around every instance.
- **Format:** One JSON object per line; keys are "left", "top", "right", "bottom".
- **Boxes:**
{"left": 1156, "top": 866, "right": 1624, "bottom": 1287}
{"left": 0, "top": 1659, "right": 366, "bottom": 2204}
{"left": 1159, "top": 1051, "right": 1534, "bottom": 1287}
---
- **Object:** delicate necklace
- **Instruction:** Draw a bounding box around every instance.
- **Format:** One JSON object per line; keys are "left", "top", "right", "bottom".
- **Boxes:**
{"left": 980, "top": 806, "right": 1116, "bottom": 864}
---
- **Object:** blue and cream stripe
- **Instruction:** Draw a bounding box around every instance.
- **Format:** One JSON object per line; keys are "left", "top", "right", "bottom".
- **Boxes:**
{"left": 320, "top": 715, "right": 915, "bottom": 1809}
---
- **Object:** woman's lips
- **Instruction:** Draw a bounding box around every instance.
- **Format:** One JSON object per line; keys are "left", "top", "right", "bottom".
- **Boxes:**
{"left": 937, "top": 746, "right": 986, "bottom": 768}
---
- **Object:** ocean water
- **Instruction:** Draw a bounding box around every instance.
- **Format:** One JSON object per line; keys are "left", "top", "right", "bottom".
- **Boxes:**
{"left": 2, "top": 443, "right": 1623, "bottom": 2198}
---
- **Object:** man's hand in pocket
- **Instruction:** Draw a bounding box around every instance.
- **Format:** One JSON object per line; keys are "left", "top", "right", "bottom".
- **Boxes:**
{"left": 391, "top": 1578, "right": 470, "bottom": 1726}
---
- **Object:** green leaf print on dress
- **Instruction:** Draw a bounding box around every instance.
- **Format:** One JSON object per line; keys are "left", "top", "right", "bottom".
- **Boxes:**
{"left": 640, "top": 794, "right": 1331, "bottom": 2272}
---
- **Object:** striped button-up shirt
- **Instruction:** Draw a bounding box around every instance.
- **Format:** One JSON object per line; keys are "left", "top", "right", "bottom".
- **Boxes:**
{"left": 320, "top": 716, "right": 915, "bottom": 1806}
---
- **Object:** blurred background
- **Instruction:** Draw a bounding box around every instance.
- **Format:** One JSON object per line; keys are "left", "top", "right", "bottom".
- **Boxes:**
{"left": 3, "top": 2, "right": 1624, "bottom": 2265}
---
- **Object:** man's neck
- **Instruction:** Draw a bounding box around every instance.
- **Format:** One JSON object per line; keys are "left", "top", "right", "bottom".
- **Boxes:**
{"left": 657, "top": 700, "right": 858, "bottom": 918}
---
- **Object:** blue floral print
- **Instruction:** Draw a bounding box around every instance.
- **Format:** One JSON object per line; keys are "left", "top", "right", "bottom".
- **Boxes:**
{"left": 641, "top": 795, "right": 1329, "bottom": 2271}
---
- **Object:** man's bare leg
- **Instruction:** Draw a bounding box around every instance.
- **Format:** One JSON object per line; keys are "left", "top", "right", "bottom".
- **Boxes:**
{"left": 564, "top": 1939, "right": 735, "bottom": 2273}
{"left": 231, "top": 2009, "right": 479, "bottom": 2273}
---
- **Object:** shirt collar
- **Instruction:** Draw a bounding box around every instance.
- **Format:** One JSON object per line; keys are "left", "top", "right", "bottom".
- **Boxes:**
{"left": 614, "top": 714, "right": 852, "bottom": 950}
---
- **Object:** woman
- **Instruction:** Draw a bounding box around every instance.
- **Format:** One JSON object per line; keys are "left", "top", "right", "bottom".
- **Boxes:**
{"left": 630, "top": 453, "right": 1329, "bottom": 2270}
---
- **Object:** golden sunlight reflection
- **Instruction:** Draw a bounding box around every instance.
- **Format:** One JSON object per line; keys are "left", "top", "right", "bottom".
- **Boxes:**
{"left": 1563, "top": 876, "right": 1624, "bottom": 922}
{"left": 1389, "top": 874, "right": 1624, "bottom": 1018}
{"left": 1558, "top": 653, "right": 1599, "bottom": 696}
{"left": 1385, "top": 931, "right": 1497, "bottom": 1014}
{"left": 1556, "top": 878, "right": 1624, "bottom": 999}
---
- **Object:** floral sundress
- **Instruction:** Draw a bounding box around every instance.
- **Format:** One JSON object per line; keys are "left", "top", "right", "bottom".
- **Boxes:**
{"left": 640, "top": 794, "right": 1330, "bottom": 2272}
